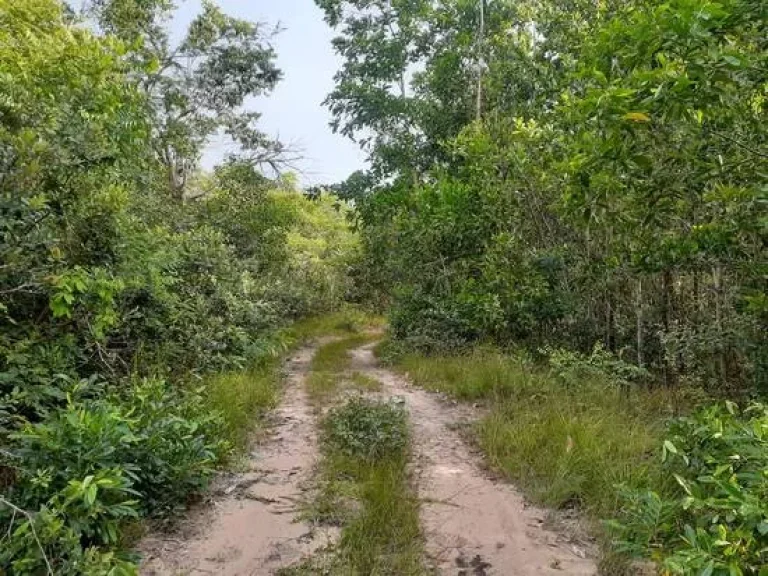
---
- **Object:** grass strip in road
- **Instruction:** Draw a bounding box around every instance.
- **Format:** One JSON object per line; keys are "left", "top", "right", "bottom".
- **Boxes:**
{"left": 284, "top": 397, "right": 425, "bottom": 576}
{"left": 306, "top": 334, "right": 379, "bottom": 405}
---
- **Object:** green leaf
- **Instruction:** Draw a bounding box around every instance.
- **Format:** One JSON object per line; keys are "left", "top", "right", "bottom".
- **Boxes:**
{"left": 623, "top": 112, "right": 651, "bottom": 123}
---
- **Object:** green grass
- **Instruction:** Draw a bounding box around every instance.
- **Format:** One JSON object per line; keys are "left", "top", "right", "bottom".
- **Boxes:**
{"left": 396, "top": 349, "right": 676, "bottom": 521}
{"left": 349, "top": 371, "right": 382, "bottom": 392}
{"left": 398, "top": 348, "right": 532, "bottom": 401}
{"left": 286, "top": 306, "right": 385, "bottom": 343}
{"left": 306, "top": 334, "right": 380, "bottom": 404}
{"left": 205, "top": 365, "right": 279, "bottom": 452}
{"left": 294, "top": 398, "right": 424, "bottom": 575}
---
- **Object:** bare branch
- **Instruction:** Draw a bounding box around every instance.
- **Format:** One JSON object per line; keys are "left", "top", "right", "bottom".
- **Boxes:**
{"left": 0, "top": 497, "right": 53, "bottom": 576}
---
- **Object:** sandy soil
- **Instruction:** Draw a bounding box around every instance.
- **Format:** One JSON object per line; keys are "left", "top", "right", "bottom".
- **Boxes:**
{"left": 138, "top": 344, "right": 334, "bottom": 576}
{"left": 349, "top": 344, "right": 597, "bottom": 576}
{"left": 139, "top": 339, "right": 597, "bottom": 576}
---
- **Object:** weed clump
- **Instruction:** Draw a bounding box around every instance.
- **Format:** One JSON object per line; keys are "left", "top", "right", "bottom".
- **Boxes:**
{"left": 323, "top": 397, "right": 407, "bottom": 462}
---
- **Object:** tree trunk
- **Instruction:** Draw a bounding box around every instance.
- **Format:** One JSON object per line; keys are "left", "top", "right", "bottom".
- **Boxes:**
{"left": 475, "top": 0, "right": 484, "bottom": 121}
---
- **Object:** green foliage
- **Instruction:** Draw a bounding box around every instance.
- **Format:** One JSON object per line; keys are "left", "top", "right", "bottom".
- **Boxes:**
{"left": 547, "top": 343, "right": 652, "bottom": 389}
{"left": 0, "top": 1, "right": 358, "bottom": 570}
{"left": 293, "top": 395, "right": 423, "bottom": 575}
{"left": 327, "top": 0, "right": 767, "bottom": 392}
{"left": 0, "top": 498, "right": 138, "bottom": 575}
{"left": 610, "top": 402, "right": 768, "bottom": 575}
{"left": 9, "top": 378, "right": 226, "bottom": 512}
{"left": 324, "top": 397, "right": 408, "bottom": 462}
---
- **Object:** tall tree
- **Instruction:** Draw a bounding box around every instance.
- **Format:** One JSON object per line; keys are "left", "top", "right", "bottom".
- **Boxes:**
{"left": 84, "top": 0, "right": 284, "bottom": 198}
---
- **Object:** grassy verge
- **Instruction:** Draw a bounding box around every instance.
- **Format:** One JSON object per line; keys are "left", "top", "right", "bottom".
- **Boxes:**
{"left": 285, "top": 397, "right": 424, "bottom": 575}
{"left": 395, "top": 348, "right": 688, "bottom": 571}
{"left": 205, "top": 366, "right": 280, "bottom": 452}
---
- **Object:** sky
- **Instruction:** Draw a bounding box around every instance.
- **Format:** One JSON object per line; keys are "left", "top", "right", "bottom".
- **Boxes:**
{"left": 173, "top": 0, "right": 368, "bottom": 186}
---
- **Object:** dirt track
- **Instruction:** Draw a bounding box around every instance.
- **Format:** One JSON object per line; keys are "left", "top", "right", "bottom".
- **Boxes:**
{"left": 139, "top": 340, "right": 597, "bottom": 575}
{"left": 350, "top": 343, "right": 596, "bottom": 576}
{"left": 139, "top": 344, "right": 334, "bottom": 575}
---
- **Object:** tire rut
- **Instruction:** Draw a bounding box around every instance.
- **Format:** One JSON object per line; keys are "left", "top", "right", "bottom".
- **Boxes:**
{"left": 349, "top": 343, "right": 597, "bottom": 576}
{"left": 139, "top": 344, "right": 334, "bottom": 575}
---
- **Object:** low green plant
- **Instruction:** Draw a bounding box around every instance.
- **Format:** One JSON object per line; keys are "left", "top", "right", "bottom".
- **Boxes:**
{"left": 547, "top": 342, "right": 651, "bottom": 388}
{"left": 323, "top": 397, "right": 408, "bottom": 462}
{"left": 299, "top": 397, "right": 423, "bottom": 575}
{"left": 609, "top": 402, "right": 768, "bottom": 575}
{"left": 205, "top": 366, "right": 279, "bottom": 451}
{"left": 397, "top": 348, "right": 533, "bottom": 401}
{"left": 11, "top": 379, "right": 227, "bottom": 516}
{"left": 2, "top": 377, "right": 228, "bottom": 571}
{"left": 0, "top": 472, "right": 139, "bottom": 575}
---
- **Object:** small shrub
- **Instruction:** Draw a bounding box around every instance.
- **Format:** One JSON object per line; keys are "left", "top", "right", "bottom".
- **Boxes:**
{"left": 547, "top": 342, "right": 651, "bottom": 388}
{"left": 609, "top": 402, "right": 768, "bottom": 575}
{"left": 10, "top": 379, "right": 226, "bottom": 516}
{"left": 0, "top": 469, "right": 139, "bottom": 574}
{"left": 120, "top": 379, "right": 228, "bottom": 514}
{"left": 323, "top": 397, "right": 408, "bottom": 462}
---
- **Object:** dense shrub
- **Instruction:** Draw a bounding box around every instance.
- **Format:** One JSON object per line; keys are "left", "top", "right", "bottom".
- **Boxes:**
{"left": 323, "top": 397, "right": 408, "bottom": 462}
{"left": 610, "top": 402, "right": 768, "bottom": 575}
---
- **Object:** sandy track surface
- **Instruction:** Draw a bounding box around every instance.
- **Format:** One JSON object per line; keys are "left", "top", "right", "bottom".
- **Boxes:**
{"left": 139, "top": 339, "right": 596, "bottom": 576}
{"left": 350, "top": 344, "right": 597, "bottom": 576}
{"left": 139, "top": 344, "right": 333, "bottom": 575}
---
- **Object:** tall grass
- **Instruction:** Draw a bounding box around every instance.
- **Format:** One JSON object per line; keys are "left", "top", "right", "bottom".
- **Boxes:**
{"left": 205, "top": 366, "right": 279, "bottom": 451}
{"left": 398, "top": 349, "right": 676, "bottom": 518}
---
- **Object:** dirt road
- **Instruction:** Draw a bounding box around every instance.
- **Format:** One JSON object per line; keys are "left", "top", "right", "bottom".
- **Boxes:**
{"left": 350, "top": 344, "right": 596, "bottom": 576}
{"left": 139, "top": 344, "right": 333, "bottom": 575}
{"left": 139, "top": 339, "right": 596, "bottom": 575}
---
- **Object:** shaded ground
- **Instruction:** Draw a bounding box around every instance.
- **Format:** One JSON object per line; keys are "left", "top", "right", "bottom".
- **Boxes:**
{"left": 139, "top": 344, "right": 335, "bottom": 575}
{"left": 349, "top": 344, "right": 597, "bottom": 576}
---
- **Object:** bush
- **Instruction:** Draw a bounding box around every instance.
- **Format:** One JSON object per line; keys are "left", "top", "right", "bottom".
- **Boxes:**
{"left": 10, "top": 379, "right": 226, "bottom": 515}
{"left": 547, "top": 342, "right": 652, "bottom": 388}
{"left": 2, "top": 378, "right": 229, "bottom": 572}
{"left": 323, "top": 397, "right": 408, "bottom": 462}
{"left": 0, "top": 501, "right": 137, "bottom": 575}
{"left": 610, "top": 402, "right": 768, "bottom": 575}
{"left": 0, "top": 468, "right": 139, "bottom": 574}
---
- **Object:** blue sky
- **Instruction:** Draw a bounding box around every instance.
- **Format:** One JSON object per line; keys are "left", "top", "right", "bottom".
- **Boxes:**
{"left": 173, "top": 0, "right": 367, "bottom": 186}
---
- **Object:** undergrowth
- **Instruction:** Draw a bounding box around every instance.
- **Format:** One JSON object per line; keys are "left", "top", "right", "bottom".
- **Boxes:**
{"left": 287, "top": 397, "right": 423, "bottom": 575}
{"left": 394, "top": 346, "right": 711, "bottom": 573}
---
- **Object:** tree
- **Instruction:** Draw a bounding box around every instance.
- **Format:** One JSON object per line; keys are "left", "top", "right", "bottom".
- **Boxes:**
{"left": 84, "top": 0, "right": 284, "bottom": 198}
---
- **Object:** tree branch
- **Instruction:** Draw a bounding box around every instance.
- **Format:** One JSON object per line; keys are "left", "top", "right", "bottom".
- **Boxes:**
{"left": 0, "top": 497, "right": 53, "bottom": 576}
